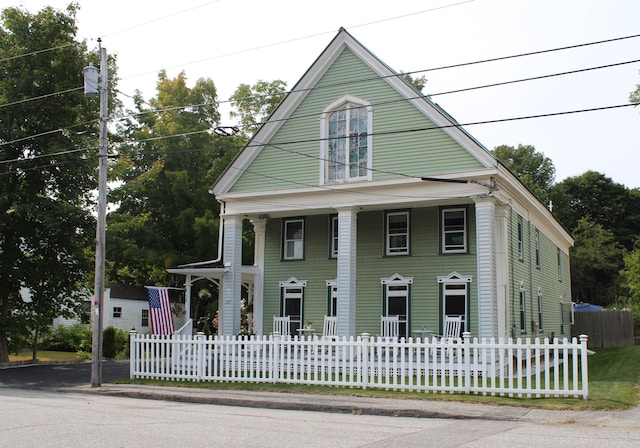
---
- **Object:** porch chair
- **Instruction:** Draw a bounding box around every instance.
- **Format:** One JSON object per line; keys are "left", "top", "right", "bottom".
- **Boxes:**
{"left": 434, "top": 315, "right": 463, "bottom": 356}
{"left": 321, "top": 315, "right": 338, "bottom": 341}
{"left": 380, "top": 315, "right": 399, "bottom": 339}
{"left": 272, "top": 315, "right": 291, "bottom": 336}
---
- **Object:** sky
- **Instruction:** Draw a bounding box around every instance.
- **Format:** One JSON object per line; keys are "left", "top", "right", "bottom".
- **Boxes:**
{"left": 14, "top": 0, "right": 640, "bottom": 188}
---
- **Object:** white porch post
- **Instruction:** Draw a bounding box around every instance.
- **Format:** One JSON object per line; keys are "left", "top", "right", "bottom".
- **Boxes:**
{"left": 336, "top": 207, "right": 357, "bottom": 336}
{"left": 185, "top": 274, "right": 193, "bottom": 334}
{"left": 221, "top": 214, "right": 243, "bottom": 335}
{"left": 250, "top": 218, "right": 267, "bottom": 336}
{"left": 475, "top": 197, "right": 498, "bottom": 339}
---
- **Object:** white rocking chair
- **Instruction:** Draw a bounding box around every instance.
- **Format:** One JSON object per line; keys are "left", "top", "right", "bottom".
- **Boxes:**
{"left": 321, "top": 315, "right": 337, "bottom": 341}
{"left": 272, "top": 315, "right": 291, "bottom": 336}
{"left": 380, "top": 315, "right": 399, "bottom": 339}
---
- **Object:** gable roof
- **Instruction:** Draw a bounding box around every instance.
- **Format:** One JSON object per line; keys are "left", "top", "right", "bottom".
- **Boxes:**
{"left": 212, "top": 28, "right": 498, "bottom": 196}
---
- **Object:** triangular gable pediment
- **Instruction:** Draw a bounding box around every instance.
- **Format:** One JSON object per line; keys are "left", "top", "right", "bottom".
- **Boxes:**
{"left": 213, "top": 28, "right": 496, "bottom": 196}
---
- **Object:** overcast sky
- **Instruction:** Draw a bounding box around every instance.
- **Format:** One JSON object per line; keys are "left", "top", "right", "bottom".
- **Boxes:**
{"left": 16, "top": 0, "right": 640, "bottom": 188}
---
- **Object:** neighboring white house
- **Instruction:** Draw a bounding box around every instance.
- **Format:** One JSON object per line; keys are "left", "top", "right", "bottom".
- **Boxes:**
{"left": 49, "top": 283, "right": 186, "bottom": 334}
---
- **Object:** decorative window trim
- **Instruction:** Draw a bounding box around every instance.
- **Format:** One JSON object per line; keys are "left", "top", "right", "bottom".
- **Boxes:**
{"left": 440, "top": 207, "right": 468, "bottom": 254}
{"left": 279, "top": 277, "right": 307, "bottom": 333}
{"left": 380, "top": 273, "right": 413, "bottom": 339}
{"left": 282, "top": 218, "right": 305, "bottom": 260}
{"left": 557, "top": 248, "right": 563, "bottom": 281}
{"left": 319, "top": 95, "right": 373, "bottom": 185}
{"left": 517, "top": 215, "right": 524, "bottom": 261}
{"left": 326, "top": 279, "right": 337, "bottom": 316}
{"left": 437, "top": 272, "right": 472, "bottom": 334}
{"left": 535, "top": 228, "right": 541, "bottom": 269}
{"left": 385, "top": 210, "right": 410, "bottom": 256}
{"left": 519, "top": 281, "right": 527, "bottom": 333}
{"left": 329, "top": 215, "right": 338, "bottom": 259}
{"left": 537, "top": 287, "right": 544, "bottom": 332}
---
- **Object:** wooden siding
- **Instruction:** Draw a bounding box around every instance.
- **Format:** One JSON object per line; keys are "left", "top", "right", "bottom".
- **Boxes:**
{"left": 506, "top": 210, "right": 572, "bottom": 339}
{"left": 261, "top": 206, "right": 478, "bottom": 336}
{"left": 230, "top": 48, "right": 484, "bottom": 193}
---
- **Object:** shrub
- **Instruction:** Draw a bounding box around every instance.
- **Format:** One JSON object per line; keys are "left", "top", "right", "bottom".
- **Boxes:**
{"left": 103, "top": 327, "right": 118, "bottom": 359}
{"left": 41, "top": 324, "right": 92, "bottom": 352}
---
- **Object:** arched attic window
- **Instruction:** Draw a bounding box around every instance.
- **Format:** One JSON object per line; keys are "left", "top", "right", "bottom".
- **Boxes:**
{"left": 320, "top": 95, "right": 372, "bottom": 184}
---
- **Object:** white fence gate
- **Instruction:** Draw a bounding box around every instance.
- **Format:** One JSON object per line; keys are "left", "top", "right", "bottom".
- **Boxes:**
{"left": 129, "top": 332, "right": 589, "bottom": 399}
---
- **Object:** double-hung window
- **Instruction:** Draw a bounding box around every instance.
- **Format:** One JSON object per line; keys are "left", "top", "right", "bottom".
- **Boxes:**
{"left": 321, "top": 96, "right": 372, "bottom": 184}
{"left": 441, "top": 208, "right": 467, "bottom": 253}
{"left": 329, "top": 216, "right": 338, "bottom": 258}
{"left": 517, "top": 215, "right": 524, "bottom": 261}
{"left": 283, "top": 218, "right": 304, "bottom": 260}
{"left": 113, "top": 307, "right": 122, "bottom": 318}
{"left": 386, "top": 210, "right": 410, "bottom": 256}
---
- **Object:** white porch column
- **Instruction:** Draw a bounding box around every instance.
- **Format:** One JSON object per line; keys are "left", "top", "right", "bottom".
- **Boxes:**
{"left": 475, "top": 197, "right": 498, "bottom": 339}
{"left": 250, "top": 218, "right": 267, "bottom": 336}
{"left": 185, "top": 274, "right": 193, "bottom": 334}
{"left": 336, "top": 207, "right": 357, "bottom": 336}
{"left": 494, "top": 204, "right": 510, "bottom": 339}
{"left": 221, "top": 214, "right": 243, "bottom": 335}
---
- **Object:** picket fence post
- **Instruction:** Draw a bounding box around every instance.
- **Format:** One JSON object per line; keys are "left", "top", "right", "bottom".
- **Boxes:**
{"left": 580, "top": 334, "right": 589, "bottom": 400}
{"left": 360, "top": 333, "right": 370, "bottom": 389}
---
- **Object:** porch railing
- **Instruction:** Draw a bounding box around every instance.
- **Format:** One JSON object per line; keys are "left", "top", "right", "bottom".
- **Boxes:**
{"left": 129, "top": 332, "right": 589, "bottom": 399}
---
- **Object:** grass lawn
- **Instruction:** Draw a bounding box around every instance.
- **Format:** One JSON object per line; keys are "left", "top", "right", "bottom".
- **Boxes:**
{"left": 8, "top": 350, "right": 82, "bottom": 363}
{"left": 122, "top": 345, "right": 640, "bottom": 411}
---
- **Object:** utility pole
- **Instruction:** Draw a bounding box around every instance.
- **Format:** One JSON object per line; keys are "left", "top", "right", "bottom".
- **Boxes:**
{"left": 84, "top": 40, "right": 108, "bottom": 387}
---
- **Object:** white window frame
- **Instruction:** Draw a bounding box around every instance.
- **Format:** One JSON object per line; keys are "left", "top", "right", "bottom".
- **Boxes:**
{"left": 319, "top": 95, "right": 373, "bottom": 185}
{"left": 326, "top": 280, "right": 337, "bottom": 316}
{"left": 535, "top": 228, "right": 541, "bottom": 269}
{"left": 517, "top": 215, "right": 524, "bottom": 261}
{"left": 385, "top": 210, "right": 410, "bottom": 256}
{"left": 279, "top": 277, "right": 307, "bottom": 334}
{"left": 437, "top": 272, "right": 472, "bottom": 334}
{"left": 283, "top": 218, "right": 304, "bottom": 260}
{"left": 381, "top": 273, "right": 413, "bottom": 339}
{"left": 519, "top": 282, "right": 527, "bottom": 333}
{"left": 113, "top": 307, "right": 122, "bottom": 318}
{"left": 537, "top": 287, "right": 544, "bottom": 332}
{"left": 141, "top": 309, "right": 149, "bottom": 327}
{"left": 441, "top": 207, "right": 467, "bottom": 254}
{"left": 329, "top": 215, "right": 338, "bottom": 259}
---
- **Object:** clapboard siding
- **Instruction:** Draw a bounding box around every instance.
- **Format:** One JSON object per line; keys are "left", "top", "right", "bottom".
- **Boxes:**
{"left": 230, "top": 47, "right": 483, "bottom": 193}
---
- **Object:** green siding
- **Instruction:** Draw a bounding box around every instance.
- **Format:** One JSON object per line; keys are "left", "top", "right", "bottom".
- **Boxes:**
{"left": 506, "top": 210, "right": 572, "bottom": 339}
{"left": 261, "top": 205, "right": 478, "bottom": 336}
{"left": 230, "top": 48, "right": 484, "bottom": 193}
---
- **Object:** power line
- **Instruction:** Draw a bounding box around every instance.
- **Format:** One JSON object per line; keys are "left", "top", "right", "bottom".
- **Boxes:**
{"left": 0, "top": 87, "right": 84, "bottom": 109}
{"left": 2, "top": 102, "right": 633, "bottom": 176}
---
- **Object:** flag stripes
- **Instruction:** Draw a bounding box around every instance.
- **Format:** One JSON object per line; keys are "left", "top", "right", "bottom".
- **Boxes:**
{"left": 146, "top": 287, "right": 174, "bottom": 335}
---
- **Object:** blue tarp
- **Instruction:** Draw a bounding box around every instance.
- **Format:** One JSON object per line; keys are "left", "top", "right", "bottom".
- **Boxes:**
{"left": 574, "top": 302, "right": 603, "bottom": 312}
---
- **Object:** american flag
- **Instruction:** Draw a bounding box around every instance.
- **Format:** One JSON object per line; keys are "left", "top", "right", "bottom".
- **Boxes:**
{"left": 146, "top": 287, "right": 174, "bottom": 335}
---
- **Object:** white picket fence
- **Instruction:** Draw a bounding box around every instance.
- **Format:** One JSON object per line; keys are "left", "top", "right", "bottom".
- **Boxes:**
{"left": 129, "top": 332, "right": 589, "bottom": 399}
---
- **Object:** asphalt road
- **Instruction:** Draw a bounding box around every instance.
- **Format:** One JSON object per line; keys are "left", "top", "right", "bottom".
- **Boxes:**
{"left": 0, "top": 360, "right": 129, "bottom": 389}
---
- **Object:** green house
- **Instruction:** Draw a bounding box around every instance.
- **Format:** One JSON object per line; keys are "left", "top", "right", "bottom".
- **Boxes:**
{"left": 183, "top": 29, "right": 573, "bottom": 340}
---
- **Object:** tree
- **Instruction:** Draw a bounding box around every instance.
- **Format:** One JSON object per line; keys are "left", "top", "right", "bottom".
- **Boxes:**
{"left": 492, "top": 144, "right": 556, "bottom": 205}
{"left": 630, "top": 71, "right": 640, "bottom": 105}
{"left": 0, "top": 5, "right": 105, "bottom": 362}
{"left": 108, "top": 71, "right": 243, "bottom": 288}
{"left": 229, "top": 79, "right": 287, "bottom": 138}
{"left": 550, "top": 171, "right": 640, "bottom": 251}
{"left": 569, "top": 218, "right": 625, "bottom": 306}
{"left": 401, "top": 71, "right": 427, "bottom": 92}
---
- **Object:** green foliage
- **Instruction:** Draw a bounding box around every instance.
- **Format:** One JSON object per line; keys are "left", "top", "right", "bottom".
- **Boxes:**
{"left": 102, "top": 326, "right": 129, "bottom": 359}
{"left": 401, "top": 71, "right": 427, "bottom": 92}
{"left": 229, "top": 79, "right": 287, "bottom": 138}
{"left": 550, "top": 171, "right": 640, "bottom": 251}
{"left": 492, "top": 144, "right": 555, "bottom": 205}
{"left": 107, "top": 71, "right": 242, "bottom": 286}
{"left": 103, "top": 326, "right": 118, "bottom": 359}
{"left": 40, "top": 324, "right": 92, "bottom": 352}
{"left": 0, "top": 4, "right": 113, "bottom": 362}
{"left": 570, "top": 218, "right": 625, "bottom": 305}
{"left": 630, "top": 71, "right": 640, "bottom": 105}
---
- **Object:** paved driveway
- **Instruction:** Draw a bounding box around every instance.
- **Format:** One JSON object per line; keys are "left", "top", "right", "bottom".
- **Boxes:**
{"left": 0, "top": 360, "right": 130, "bottom": 389}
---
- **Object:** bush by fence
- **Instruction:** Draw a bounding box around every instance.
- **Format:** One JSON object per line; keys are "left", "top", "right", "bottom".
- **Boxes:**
{"left": 572, "top": 310, "right": 634, "bottom": 348}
